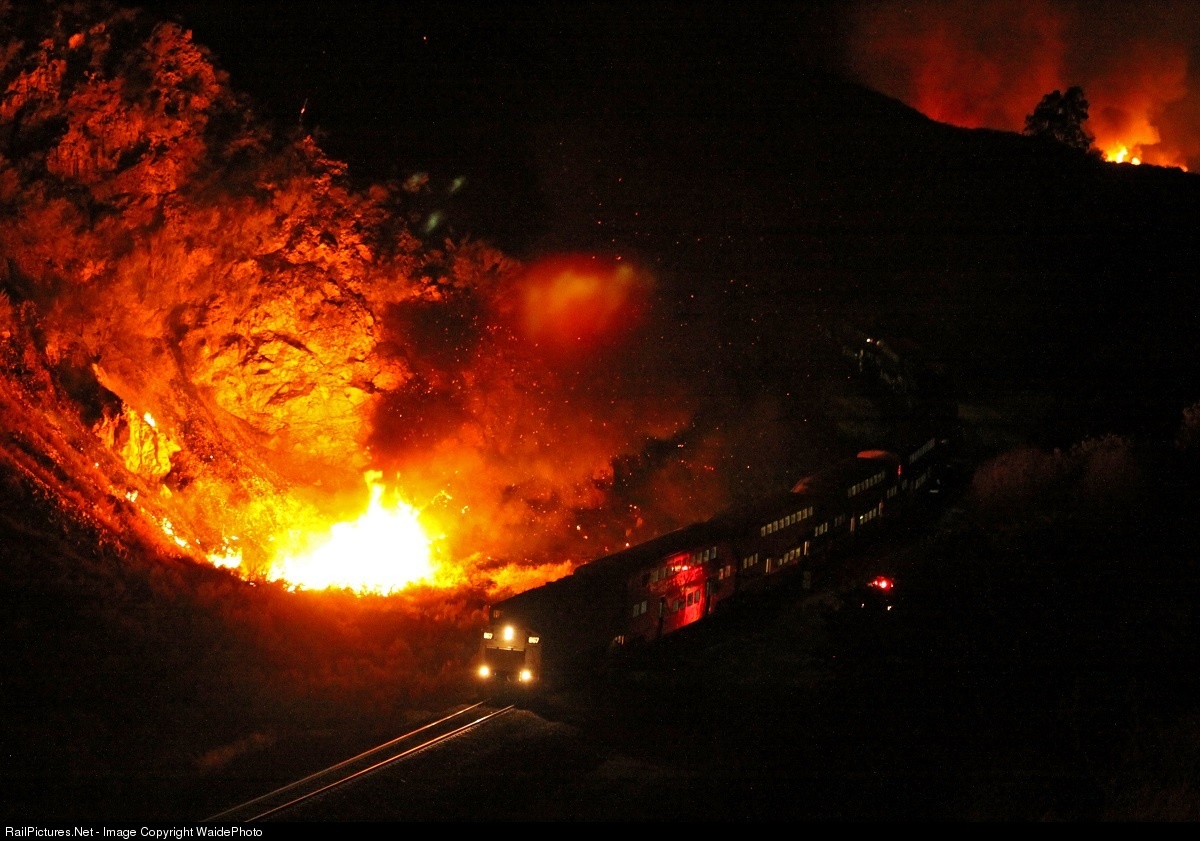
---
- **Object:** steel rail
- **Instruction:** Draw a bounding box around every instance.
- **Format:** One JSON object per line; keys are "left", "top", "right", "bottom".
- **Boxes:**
{"left": 204, "top": 701, "right": 511, "bottom": 823}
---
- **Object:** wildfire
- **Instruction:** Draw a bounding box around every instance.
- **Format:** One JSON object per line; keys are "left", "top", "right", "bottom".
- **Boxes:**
{"left": 0, "top": 6, "right": 700, "bottom": 610}
{"left": 1100, "top": 143, "right": 1190, "bottom": 171}
{"left": 207, "top": 541, "right": 243, "bottom": 570}
{"left": 848, "top": 2, "right": 1198, "bottom": 174}
{"left": 1105, "top": 146, "right": 1140, "bottom": 165}
{"left": 266, "top": 473, "right": 440, "bottom": 595}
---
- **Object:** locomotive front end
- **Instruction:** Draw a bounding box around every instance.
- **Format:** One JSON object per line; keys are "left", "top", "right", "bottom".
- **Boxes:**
{"left": 478, "top": 621, "right": 541, "bottom": 685}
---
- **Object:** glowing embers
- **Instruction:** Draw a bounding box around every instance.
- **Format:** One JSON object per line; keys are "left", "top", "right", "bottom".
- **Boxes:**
{"left": 268, "top": 473, "right": 438, "bottom": 595}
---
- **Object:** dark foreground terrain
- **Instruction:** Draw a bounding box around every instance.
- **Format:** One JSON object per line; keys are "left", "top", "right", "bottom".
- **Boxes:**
{"left": 491, "top": 493, "right": 1200, "bottom": 822}
{"left": 9, "top": 452, "right": 1199, "bottom": 823}
{"left": 235, "top": 482, "right": 1200, "bottom": 822}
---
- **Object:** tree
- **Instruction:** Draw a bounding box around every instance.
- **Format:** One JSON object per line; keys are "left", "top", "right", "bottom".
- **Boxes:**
{"left": 1023, "top": 86, "right": 1094, "bottom": 152}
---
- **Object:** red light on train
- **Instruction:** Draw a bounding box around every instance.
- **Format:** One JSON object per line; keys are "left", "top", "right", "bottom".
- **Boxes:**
{"left": 869, "top": 576, "right": 893, "bottom": 590}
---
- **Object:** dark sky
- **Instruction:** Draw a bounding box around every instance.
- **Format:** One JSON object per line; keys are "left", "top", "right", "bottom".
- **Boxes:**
{"left": 144, "top": 1, "right": 852, "bottom": 251}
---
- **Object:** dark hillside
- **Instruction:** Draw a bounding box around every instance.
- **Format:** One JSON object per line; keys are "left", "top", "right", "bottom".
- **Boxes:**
{"left": 524, "top": 66, "right": 1200, "bottom": 442}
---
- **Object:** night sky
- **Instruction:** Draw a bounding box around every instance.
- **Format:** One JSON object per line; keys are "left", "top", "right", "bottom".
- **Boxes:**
{"left": 145, "top": 1, "right": 850, "bottom": 253}
{"left": 136, "top": 0, "right": 1200, "bottom": 448}
{"left": 143, "top": 1, "right": 1200, "bottom": 236}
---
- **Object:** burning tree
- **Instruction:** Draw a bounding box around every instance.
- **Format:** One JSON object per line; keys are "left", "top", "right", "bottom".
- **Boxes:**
{"left": 1023, "top": 85, "right": 1094, "bottom": 152}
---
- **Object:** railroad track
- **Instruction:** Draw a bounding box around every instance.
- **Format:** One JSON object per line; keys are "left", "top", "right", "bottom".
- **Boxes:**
{"left": 204, "top": 701, "right": 514, "bottom": 823}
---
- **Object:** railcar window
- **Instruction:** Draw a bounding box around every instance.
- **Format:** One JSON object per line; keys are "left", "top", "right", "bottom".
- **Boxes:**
{"left": 762, "top": 506, "right": 816, "bottom": 537}
{"left": 848, "top": 472, "right": 887, "bottom": 497}
{"left": 909, "top": 438, "right": 936, "bottom": 464}
{"left": 858, "top": 507, "right": 880, "bottom": 525}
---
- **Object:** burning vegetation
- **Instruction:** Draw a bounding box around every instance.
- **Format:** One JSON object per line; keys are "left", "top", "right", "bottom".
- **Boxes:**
{"left": 0, "top": 3, "right": 710, "bottom": 599}
{"left": 849, "top": 0, "right": 1199, "bottom": 170}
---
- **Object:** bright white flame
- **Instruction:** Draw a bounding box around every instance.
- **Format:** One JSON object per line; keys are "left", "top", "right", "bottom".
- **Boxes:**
{"left": 268, "top": 476, "right": 436, "bottom": 595}
{"left": 207, "top": 545, "right": 243, "bottom": 570}
{"left": 143, "top": 412, "right": 157, "bottom": 429}
{"left": 159, "top": 517, "right": 190, "bottom": 549}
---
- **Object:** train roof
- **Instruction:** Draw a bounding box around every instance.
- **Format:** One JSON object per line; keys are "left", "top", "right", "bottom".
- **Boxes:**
{"left": 491, "top": 438, "right": 934, "bottom": 623}
{"left": 491, "top": 519, "right": 730, "bottom": 620}
{"left": 573, "top": 519, "right": 727, "bottom": 581}
{"left": 709, "top": 488, "right": 818, "bottom": 533}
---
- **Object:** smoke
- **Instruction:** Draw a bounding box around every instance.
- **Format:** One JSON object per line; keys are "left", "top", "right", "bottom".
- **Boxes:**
{"left": 0, "top": 4, "right": 727, "bottom": 597}
{"left": 369, "top": 251, "right": 706, "bottom": 569}
{"left": 848, "top": 0, "right": 1200, "bottom": 168}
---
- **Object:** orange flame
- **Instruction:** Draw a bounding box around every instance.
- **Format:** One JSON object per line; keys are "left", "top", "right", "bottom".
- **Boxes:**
{"left": 266, "top": 473, "right": 442, "bottom": 594}
{"left": 849, "top": 2, "right": 1198, "bottom": 172}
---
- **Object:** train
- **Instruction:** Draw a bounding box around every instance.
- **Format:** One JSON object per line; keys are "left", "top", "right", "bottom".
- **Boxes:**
{"left": 477, "top": 429, "right": 948, "bottom": 687}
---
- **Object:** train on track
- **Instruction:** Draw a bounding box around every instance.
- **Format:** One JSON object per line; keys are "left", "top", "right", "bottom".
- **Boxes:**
{"left": 476, "top": 320, "right": 954, "bottom": 687}
{"left": 477, "top": 429, "right": 948, "bottom": 687}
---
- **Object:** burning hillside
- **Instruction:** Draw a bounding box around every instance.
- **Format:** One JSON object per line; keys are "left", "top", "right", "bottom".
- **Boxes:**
{"left": 849, "top": 0, "right": 1200, "bottom": 169}
{"left": 0, "top": 3, "right": 709, "bottom": 597}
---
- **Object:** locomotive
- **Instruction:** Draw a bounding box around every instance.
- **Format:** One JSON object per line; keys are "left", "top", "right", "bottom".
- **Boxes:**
{"left": 477, "top": 430, "right": 946, "bottom": 687}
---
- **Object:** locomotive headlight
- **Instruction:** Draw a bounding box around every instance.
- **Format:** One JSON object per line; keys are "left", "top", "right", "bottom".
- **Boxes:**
{"left": 519, "top": 669, "right": 533, "bottom": 682}
{"left": 503, "top": 625, "right": 515, "bottom": 642}
{"left": 478, "top": 665, "right": 491, "bottom": 679}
